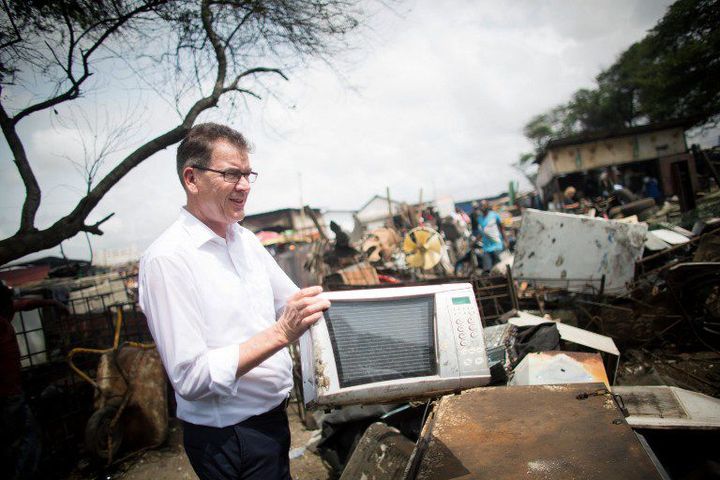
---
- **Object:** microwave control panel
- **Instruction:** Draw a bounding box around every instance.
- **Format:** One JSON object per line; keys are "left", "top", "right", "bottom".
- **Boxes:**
{"left": 447, "top": 295, "right": 489, "bottom": 376}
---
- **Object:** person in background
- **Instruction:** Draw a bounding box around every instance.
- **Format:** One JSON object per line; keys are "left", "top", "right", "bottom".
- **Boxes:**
{"left": 561, "top": 186, "right": 580, "bottom": 211}
{"left": 470, "top": 201, "right": 481, "bottom": 236}
{"left": 1, "top": 281, "right": 67, "bottom": 480}
{"left": 476, "top": 200, "right": 508, "bottom": 273}
{"left": 138, "top": 123, "right": 330, "bottom": 480}
{"left": 642, "top": 176, "right": 664, "bottom": 205}
{"left": 456, "top": 207, "right": 471, "bottom": 228}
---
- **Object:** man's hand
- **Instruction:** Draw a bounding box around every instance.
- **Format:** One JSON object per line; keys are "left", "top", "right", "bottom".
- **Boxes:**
{"left": 274, "top": 286, "right": 330, "bottom": 345}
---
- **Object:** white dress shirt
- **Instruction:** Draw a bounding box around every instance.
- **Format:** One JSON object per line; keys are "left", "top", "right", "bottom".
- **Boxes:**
{"left": 138, "top": 208, "right": 297, "bottom": 427}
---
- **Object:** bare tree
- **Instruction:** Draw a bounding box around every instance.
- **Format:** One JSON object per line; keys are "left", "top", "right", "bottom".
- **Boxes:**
{"left": 0, "top": 0, "right": 364, "bottom": 265}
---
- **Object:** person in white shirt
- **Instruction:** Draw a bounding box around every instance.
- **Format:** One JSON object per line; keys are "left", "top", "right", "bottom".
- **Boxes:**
{"left": 138, "top": 123, "right": 329, "bottom": 480}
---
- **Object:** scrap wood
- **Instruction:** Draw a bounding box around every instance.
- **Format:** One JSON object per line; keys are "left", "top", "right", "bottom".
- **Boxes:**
{"left": 303, "top": 205, "right": 328, "bottom": 241}
{"left": 336, "top": 262, "right": 379, "bottom": 286}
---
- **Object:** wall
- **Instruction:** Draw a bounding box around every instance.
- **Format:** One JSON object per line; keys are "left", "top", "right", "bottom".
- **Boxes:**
{"left": 356, "top": 197, "right": 403, "bottom": 225}
{"left": 537, "top": 127, "right": 687, "bottom": 188}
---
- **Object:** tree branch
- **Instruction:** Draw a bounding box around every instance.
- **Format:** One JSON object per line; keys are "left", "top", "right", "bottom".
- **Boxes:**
{"left": 80, "top": 212, "right": 115, "bottom": 235}
{"left": 11, "top": 2, "right": 162, "bottom": 125}
{"left": 221, "top": 87, "right": 262, "bottom": 99}
{"left": 222, "top": 67, "right": 288, "bottom": 96}
{"left": 0, "top": 99, "right": 40, "bottom": 233}
{"left": 200, "top": 0, "right": 228, "bottom": 101}
{"left": 223, "top": 7, "right": 255, "bottom": 48}
{"left": 236, "top": 66, "right": 289, "bottom": 82}
{"left": 0, "top": 0, "right": 22, "bottom": 50}
{"left": 0, "top": 0, "right": 367, "bottom": 266}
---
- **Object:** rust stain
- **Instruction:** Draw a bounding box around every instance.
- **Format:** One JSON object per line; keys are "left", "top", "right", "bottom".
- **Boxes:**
{"left": 413, "top": 384, "right": 662, "bottom": 480}
{"left": 94, "top": 346, "right": 168, "bottom": 450}
{"left": 536, "top": 351, "right": 610, "bottom": 388}
{"left": 313, "top": 341, "right": 330, "bottom": 390}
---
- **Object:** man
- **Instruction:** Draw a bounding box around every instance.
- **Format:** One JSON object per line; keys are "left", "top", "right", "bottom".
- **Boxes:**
{"left": 476, "top": 200, "right": 507, "bottom": 273}
{"left": 138, "top": 123, "right": 330, "bottom": 480}
{"left": 561, "top": 186, "right": 580, "bottom": 211}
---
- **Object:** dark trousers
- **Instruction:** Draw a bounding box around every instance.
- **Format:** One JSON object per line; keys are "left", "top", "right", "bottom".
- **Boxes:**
{"left": 1, "top": 394, "right": 41, "bottom": 480}
{"left": 480, "top": 250, "right": 502, "bottom": 273}
{"left": 182, "top": 402, "right": 291, "bottom": 480}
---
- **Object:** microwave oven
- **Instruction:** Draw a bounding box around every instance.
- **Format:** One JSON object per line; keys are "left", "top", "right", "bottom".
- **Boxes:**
{"left": 299, "top": 283, "right": 491, "bottom": 408}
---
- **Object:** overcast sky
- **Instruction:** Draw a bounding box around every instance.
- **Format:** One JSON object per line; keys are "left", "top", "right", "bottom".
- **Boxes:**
{"left": 5, "top": 0, "right": 715, "bottom": 264}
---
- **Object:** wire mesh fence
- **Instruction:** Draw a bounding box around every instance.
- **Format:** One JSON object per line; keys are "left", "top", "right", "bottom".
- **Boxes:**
{"left": 12, "top": 272, "right": 152, "bottom": 477}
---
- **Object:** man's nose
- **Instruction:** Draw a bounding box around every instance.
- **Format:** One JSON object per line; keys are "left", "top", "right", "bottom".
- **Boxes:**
{"left": 234, "top": 176, "right": 251, "bottom": 191}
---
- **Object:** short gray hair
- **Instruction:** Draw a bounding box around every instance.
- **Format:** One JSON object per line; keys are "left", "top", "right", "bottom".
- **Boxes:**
{"left": 176, "top": 123, "right": 250, "bottom": 185}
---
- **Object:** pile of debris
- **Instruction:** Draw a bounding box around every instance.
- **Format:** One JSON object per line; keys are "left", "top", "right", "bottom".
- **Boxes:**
{"left": 292, "top": 205, "right": 720, "bottom": 480}
{"left": 294, "top": 307, "right": 719, "bottom": 479}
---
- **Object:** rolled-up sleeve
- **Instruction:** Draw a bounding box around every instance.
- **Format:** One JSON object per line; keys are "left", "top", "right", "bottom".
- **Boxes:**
{"left": 139, "top": 256, "right": 239, "bottom": 401}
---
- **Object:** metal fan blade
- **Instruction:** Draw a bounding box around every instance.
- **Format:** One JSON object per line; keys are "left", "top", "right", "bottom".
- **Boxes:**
{"left": 413, "top": 229, "right": 431, "bottom": 246}
{"left": 406, "top": 253, "right": 425, "bottom": 268}
{"left": 403, "top": 234, "right": 417, "bottom": 253}
{"left": 423, "top": 251, "right": 442, "bottom": 270}
{"left": 424, "top": 233, "right": 442, "bottom": 253}
{"left": 409, "top": 230, "right": 419, "bottom": 245}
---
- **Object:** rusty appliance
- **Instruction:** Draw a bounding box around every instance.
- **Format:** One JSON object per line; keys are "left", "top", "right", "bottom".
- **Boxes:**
{"left": 406, "top": 384, "right": 664, "bottom": 479}
{"left": 67, "top": 308, "right": 168, "bottom": 464}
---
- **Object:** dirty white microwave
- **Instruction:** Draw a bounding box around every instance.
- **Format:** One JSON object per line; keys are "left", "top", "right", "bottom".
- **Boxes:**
{"left": 299, "top": 283, "right": 491, "bottom": 408}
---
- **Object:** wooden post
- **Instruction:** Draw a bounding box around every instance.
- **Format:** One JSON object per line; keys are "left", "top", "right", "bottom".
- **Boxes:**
{"left": 303, "top": 205, "right": 328, "bottom": 241}
{"left": 386, "top": 186, "right": 393, "bottom": 227}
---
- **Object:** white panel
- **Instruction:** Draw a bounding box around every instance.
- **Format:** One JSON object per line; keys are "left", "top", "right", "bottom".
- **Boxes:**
{"left": 509, "top": 311, "right": 620, "bottom": 356}
{"left": 613, "top": 386, "right": 720, "bottom": 429}
{"left": 512, "top": 209, "right": 647, "bottom": 294}
{"left": 649, "top": 229, "right": 690, "bottom": 245}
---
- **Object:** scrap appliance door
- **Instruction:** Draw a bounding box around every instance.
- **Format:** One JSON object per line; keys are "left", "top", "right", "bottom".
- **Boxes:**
{"left": 324, "top": 296, "right": 437, "bottom": 388}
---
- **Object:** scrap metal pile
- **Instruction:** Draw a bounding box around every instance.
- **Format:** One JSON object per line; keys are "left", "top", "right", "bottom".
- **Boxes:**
{"left": 290, "top": 202, "right": 720, "bottom": 480}
{"left": 294, "top": 304, "right": 720, "bottom": 479}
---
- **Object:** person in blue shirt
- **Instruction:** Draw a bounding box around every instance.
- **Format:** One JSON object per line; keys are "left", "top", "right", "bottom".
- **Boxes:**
{"left": 476, "top": 200, "right": 507, "bottom": 273}
{"left": 642, "top": 176, "right": 664, "bottom": 204}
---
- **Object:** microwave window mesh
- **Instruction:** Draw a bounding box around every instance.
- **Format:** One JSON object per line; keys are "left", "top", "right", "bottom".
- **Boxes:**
{"left": 324, "top": 296, "right": 437, "bottom": 387}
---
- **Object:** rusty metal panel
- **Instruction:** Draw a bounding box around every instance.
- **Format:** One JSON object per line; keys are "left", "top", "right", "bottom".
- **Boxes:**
{"left": 95, "top": 346, "right": 168, "bottom": 448}
{"left": 410, "top": 384, "right": 662, "bottom": 480}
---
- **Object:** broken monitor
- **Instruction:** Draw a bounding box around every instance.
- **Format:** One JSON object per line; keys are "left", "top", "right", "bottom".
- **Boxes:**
{"left": 300, "top": 283, "right": 491, "bottom": 408}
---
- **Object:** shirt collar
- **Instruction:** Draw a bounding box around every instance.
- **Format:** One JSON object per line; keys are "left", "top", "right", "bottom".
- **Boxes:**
{"left": 178, "top": 208, "right": 246, "bottom": 248}
{"left": 179, "top": 207, "right": 224, "bottom": 248}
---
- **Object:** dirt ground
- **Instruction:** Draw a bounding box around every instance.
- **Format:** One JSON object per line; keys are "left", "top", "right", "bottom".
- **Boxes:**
{"left": 101, "top": 406, "right": 330, "bottom": 480}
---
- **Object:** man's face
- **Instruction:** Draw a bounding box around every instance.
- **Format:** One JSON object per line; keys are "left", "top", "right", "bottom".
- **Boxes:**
{"left": 480, "top": 201, "right": 489, "bottom": 214}
{"left": 185, "top": 141, "right": 251, "bottom": 234}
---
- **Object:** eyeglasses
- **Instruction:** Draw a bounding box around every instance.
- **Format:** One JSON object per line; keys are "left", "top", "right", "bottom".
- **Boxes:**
{"left": 192, "top": 165, "right": 258, "bottom": 184}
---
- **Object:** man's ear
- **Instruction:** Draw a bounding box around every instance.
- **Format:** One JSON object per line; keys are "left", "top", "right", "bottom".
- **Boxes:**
{"left": 183, "top": 166, "right": 199, "bottom": 194}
